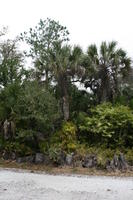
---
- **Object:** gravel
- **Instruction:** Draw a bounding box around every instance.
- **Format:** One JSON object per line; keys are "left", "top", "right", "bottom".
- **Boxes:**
{"left": 0, "top": 169, "right": 132, "bottom": 200}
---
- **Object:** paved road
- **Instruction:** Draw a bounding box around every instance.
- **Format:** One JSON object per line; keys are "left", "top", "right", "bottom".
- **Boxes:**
{"left": 0, "top": 169, "right": 132, "bottom": 200}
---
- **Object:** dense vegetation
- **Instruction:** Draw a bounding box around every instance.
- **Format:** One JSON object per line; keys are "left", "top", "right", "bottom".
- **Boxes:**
{"left": 0, "top": 19, "right": 133, "bottom": 168}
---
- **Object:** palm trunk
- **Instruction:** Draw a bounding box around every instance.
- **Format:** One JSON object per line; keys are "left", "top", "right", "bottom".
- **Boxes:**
{"left": 101, "top": 87, "right": 108, "bottom": 102}
{"left": 100, "top": 72, "right": 111, "bottom": 102}
{"left": 63, "top": 94, "right": 69, "bottom": 121}
{"left": 58, "top": 75, "right": 70, "bottom": 121}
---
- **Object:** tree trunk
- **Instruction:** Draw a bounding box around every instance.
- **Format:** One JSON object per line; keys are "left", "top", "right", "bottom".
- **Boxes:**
{"left": 63, "top": 94, "right": 69, "bottom": 121}
{"left": 58, "top": 75, "right": 70, "bottom": 121}
{"left": 100, "top": 87, "right": 108, "bottom": 102}
{"left": 99, "top": 75, "right": 111, "bottom": 103}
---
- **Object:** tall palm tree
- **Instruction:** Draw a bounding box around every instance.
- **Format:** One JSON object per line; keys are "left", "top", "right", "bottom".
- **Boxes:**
{"left": 84, "top": 41, "right": 131, "bottom": 102}
{"left": 50, "top": 42, "right": 83, "bottom": 120}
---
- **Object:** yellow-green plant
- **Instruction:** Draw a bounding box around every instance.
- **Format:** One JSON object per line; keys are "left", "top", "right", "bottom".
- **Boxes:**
{"left": 50, "top": 121, "right": 78, "bottom": 153}
{"left": 79, "top": 103, "right": 133, "bottom": 147}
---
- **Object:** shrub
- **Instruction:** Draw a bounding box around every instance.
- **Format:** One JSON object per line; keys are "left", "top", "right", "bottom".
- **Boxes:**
{"left": 49, "top": 121, "right": 78, "bottom": 154}
{"left": 15, "top": 81, "right": 61, "bottom": 134}
{"left": 78, "top": 103, "right": 133, "bottom": 147}
{"left": 39, "top": 140, "right": 50, "bottom": 154}
{"left": 125, "top": 148, "right": 133, "bottom": 165}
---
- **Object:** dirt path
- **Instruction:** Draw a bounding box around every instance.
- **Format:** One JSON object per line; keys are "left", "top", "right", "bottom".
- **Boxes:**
{"left": 0, "top": 169, "right": 132, "bottom": 200}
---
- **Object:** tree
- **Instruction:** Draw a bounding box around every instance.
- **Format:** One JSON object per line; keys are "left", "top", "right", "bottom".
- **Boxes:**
{"left": 83, "top": 41, "right": 131, "bottom": 102}
{"left": 49, "top": 42, "right": 83, "bottom": 120}
{"left": 21, "top": 18, "right": 84, "bottom": 120}
{"left": 20, "top": 18, "right": 69, "bottom": 87}
{"left": 0, "top": 39, "right": 24, "bottom": 88}
{"left": 0, "top": 27, "right": 8, "bottom": 37}
{"left": 0, "top": 38, "right": 26, "bottom": 121}
{"left": 15, "top": 81, "right": 61, "bottom": 134}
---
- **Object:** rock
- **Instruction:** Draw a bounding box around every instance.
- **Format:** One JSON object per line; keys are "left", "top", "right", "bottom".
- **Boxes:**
{"left": 82, "top": 154, "right": 97, "bottom": 168}
{"left": 73, "top": 155, "right": 82, "bottom": 167}
{"left": 2, "top": 151, "right": 9, "bottom": 160}
{"left": 16, "top": 156, "right": 34, "bottom": 163}
{"left": 43, "top": 155, "right": 51, "bottom": 165}
{"left": 106, "top": 153, "right": 129, "bottom": 171}
{"left": 10, "top": 152, "right": 16, "bottom": 160}
{"left": 66, "top": 153, "right": 74, "bottom": 166}
{"left": 112, "top": 154, "right": 119, "bottom": 168}
{"left": 65, "top": 153, "right": 82, "bottom": 167}
{"left": 16, "top": 157, "right": 26, "bottom": 163}
{"left": 106, "top": 159, "right": 112, "bottom": 172}
{"left": 16, "top": 154, "right": 50, "bottom": 165}
{"left": 118, "top": 153, "right": 128, "bottom": 171}
{"left": 16, "top": 155, "right": 35, "bottom": 163}
{"left": 35, "top": 153, "right": 44, "bottom": 164}
{"left": 56, "top": 151, "right": 66, "bottom": 166}
{"left": 109, "top": 154, "right": 119, "bottom": 171}
{"left": 53, "top": 151, "right": 66, "bottom": 166}
{"left": 25, "top": 155, "right": 35, "bottom": 163}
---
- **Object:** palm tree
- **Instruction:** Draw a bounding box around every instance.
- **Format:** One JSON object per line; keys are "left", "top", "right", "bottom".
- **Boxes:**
{"left": 84, "top": 41, "right": 131, "bottom": 102}
{"left": 50, "top": 42, "right": 83, "bottom": 120}
{"left": 20, "top": 18, "right": 69, "bottom": 88}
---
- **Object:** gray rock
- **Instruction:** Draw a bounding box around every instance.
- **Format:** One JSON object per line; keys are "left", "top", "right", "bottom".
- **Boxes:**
{"left": 2, "top": 151, "right": 9, "bottom": 160}
{"left": 16, "top": 157, "right": 26, "bottom": 163}
{"left": 43, "top": 155, "right": 51, "bottom": 165}
{"left": 57, "top": 151, "right": 66, "bottom": 165}
{"left": 82, "top": 154, "right": 97, "bottom": 168}
{"left": 106, "top": 159, "right": 112, "bottom": 172}
{"left": 118, "top": 153, "right": 128, "bottom": 170}
{"left": 10, "top": 152, "right": 16, "bottom": 160}
{"left": 106, "top": 153, "right": 129, "bottom": 171}
{"left": 112, "top": 154, "right": 119, "bottom": 168}
{"left": 66, "top": 154, "right": 73, "bottom": 166}
{"left": 25, "top": 155, "right": 35, "bottom": 163}
{"left": 16, "top": 155, "right": 35, "bottom": 163}
{"left": 35, "top": 153, "right": 44, "bottom": 164}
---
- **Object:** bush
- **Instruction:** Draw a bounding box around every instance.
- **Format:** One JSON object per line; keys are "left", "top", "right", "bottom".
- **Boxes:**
{"left": 15, "top": 81, "right": 61, "bottom": 135}
{"left": 39, "top": 140, "right": 50, "bottom": 154}
{"left": 49, "top": 121, "right": 78, "bottom": 154}
{"left": 124, "top": 148, "right": 133, "bottom": 165}
{"left": 78, "top": 103, "right": 133, "bottom": 147}
{"left": 0, "top": 140, "right": 34, "bottom": 157}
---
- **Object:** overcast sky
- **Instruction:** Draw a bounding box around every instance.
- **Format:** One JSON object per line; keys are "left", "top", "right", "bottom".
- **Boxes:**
{"left": 0, "top": 0, "right": 133, "bottom": 57}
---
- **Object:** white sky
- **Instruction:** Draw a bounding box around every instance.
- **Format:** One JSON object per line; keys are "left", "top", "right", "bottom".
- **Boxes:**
{"left": 0, "top": 0, "right": 133, "bottom": 57}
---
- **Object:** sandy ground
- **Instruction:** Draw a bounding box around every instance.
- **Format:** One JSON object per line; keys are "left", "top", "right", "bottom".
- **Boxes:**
{"left": 0, "top": 169, "right": 132, "bottom": 200}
